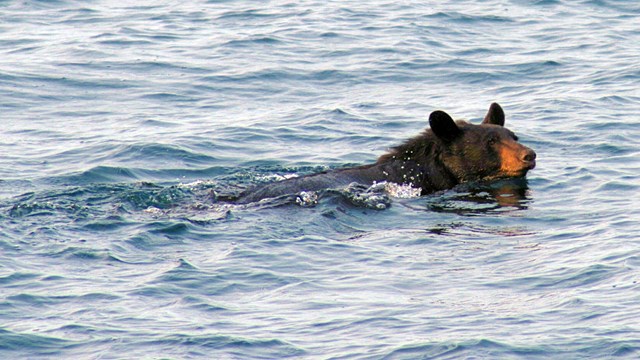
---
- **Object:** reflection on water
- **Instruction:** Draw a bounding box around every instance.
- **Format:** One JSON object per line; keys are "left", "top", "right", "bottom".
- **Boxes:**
{"left": 416, "top": 178, "right": 534, "bottom": 238}
{"left": 424, "top": 178, "right": 531, "bottom": 215}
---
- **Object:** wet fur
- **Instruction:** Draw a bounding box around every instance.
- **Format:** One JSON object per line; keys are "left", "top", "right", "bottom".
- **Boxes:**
{"left": 235, "top": 103, "right": 535, "bottom": 204}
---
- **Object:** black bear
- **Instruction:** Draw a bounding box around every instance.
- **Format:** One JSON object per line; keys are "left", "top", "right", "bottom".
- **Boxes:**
{"left": 236, "top": 103, "right": 536, "bottom": 204}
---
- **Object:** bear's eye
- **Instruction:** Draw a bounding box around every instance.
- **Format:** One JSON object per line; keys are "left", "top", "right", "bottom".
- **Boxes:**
{"left": 488, "top": 136, "right": 498, "bottom": 145}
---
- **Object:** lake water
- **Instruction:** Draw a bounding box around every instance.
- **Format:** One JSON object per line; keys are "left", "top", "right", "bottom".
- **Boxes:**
{"left": 1, "top": 1, "right": 639, "bottom": 359}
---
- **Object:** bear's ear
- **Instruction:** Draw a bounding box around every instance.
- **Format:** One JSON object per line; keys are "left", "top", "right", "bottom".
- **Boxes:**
{"left": 429, "top": 110, "right": 460, "bottom": 142}
{"left": 482, "top": 102, "right": 505, "bottom": 126}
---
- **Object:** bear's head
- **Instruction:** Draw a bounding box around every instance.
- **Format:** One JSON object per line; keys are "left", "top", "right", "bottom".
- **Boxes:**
{"left": 429, "top": 102, "right": 536, "bottom": 183}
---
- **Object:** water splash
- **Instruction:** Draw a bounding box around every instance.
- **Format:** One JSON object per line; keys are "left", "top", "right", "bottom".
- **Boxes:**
{"left": 338, "top": 182, "right": 391, "bottom": 210}
{"left": 295, "top": 191, "right": 318, "bottom": 207}
{"left": 381, "top": 181, "right": 422, "bottom": 199}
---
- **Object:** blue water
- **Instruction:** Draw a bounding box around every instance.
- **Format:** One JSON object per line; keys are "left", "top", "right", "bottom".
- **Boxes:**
{"left": 1, "top": 1, "right": 639, "bottom": 359}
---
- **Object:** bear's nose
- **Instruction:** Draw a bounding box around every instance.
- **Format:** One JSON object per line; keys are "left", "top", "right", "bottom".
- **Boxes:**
{"left": 522, "top": 148, "right": 536, "bottom": 169}
{"left": 522, "top": 149, "right": 536, "bottom": 162}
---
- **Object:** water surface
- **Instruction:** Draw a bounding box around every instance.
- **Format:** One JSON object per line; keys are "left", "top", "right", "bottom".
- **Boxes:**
{"left": 1, "top": 1, "right": 639, "bottom": 359}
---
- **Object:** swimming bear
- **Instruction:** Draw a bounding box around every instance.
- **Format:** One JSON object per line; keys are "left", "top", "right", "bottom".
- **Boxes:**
{"left": 235, "top": 103, "right": 536, "bottom": 204}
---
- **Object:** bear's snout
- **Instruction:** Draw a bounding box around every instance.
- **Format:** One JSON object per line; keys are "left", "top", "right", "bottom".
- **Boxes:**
{"left": 521, "top": 148, "right": 536, "bottom": 169}
{"left": 498, "top": 141, "right": 537, "bottom": 178}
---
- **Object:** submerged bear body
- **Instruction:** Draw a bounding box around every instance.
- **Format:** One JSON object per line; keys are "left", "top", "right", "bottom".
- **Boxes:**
{"left": 236, "top": 103, "right": 536, "bottom": 204}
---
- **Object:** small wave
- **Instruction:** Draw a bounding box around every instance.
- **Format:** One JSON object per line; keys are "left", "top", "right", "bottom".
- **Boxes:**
{"left": 0, "top": 272, "right": 40, "bottom": 286}
{"left": 0, "top": 328, "right": 75, "bottom": 354}
{"left": 55, "top": 166, "right": 140, "bottom": 184}
{"left": 202, "top": 68, "right": 360, "bottom": 86}
{"left": 110, "top": 143, "right": 218, "bottom": 166}
{"left": 384, "top": 336, "right": 640, "bottom": 359}
{"left": 488, "top": 264, "right": 618, "bottom": 291}
{"left": 428, "top": 11, "right": 513, "bottom": 24}
{"left": 134, "top": 259, "right": 300, "bottom": 298}
{"left": 223, "top": 36, "right": 284, "bottom": 48}
{"left": 8, "top": 291, "right": 119, "bottom": 306}
{"left": 216, "top": 9, "right": 277, "bottom": 21}
{"left": 139, "top": 334, "right": 305, "bottom": 358}
{"left": 180, "top": 295, "right": 228, "bottom": 313}
{"left": 49, "top": 246, "right": 116, "bottom": 261}
{"left": 382, "top": 338, "right": 545, "bottom": 359}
